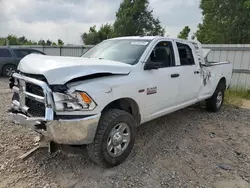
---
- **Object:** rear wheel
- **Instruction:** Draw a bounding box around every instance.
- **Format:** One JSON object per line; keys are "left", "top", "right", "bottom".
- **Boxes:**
{"left": 206, "top": 81, "right": 226, "bottom": 112}
{"left": 87, "top": 109, "right": 136, "bottom": 167}
{"left": 2, "top": 65, "right": 16, "bottom": 77}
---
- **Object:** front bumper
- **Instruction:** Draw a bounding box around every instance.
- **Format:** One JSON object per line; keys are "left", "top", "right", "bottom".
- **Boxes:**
{"left": 9, "top": 112, "right": 101, "bottom": 145}
{"left": 8, "top": 72, "right": 101, "bottom": 145}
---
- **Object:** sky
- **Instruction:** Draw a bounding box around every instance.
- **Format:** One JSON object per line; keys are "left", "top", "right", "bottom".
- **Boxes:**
{"left": 0, "top": 0, "right": 202, "bottom": 45}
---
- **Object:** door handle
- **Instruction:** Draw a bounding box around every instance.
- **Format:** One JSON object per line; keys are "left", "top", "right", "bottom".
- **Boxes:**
{"left": 194, "top": 71, "right": 200, "bottom": 74}
{"left": 171, "top": 73, "right": 180, "bottom": 78}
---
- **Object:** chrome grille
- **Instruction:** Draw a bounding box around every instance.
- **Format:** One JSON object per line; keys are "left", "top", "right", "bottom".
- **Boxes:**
{"left": 26, "top": 98, "right": 45, "bottom": 117}
{"left": 26, "top": 83, "right": 44, "bottom": 97}
{"left": 10, "top": 73, "right": 54, "bottom": 121}
{"left": 18, "top": 72, "right": 46, "bottom": 97}
{"left": 11, "top": 74, "right": 49, "bottom": 117}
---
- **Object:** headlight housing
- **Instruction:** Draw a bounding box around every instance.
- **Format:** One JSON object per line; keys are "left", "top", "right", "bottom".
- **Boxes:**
{"left": 53, "top": 91, "right": 96, "bottom": 111}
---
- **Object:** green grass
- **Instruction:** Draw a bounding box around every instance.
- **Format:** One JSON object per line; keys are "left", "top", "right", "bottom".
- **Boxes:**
{"left": 224, "top": 88, "right": 250, "bottom": 106}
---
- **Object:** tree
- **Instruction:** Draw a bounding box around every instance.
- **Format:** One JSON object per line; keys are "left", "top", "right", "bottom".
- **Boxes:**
{"left": 81, "top": 24, "right": 114, "bottom": 45}
{"left": 5, "top": 35, "right": 32, "bottom": 45}
{"left": 52, "top": 42, "right": 57, "bottom": 46}
{"left": 6, "top": 35, "right": 20, "bottom": 45}
{"left": 0, "top": 38, "right": 6, "bottom": 45}
{"left": 57, "top": 39, "right": 64, "bottom": 46}
{"left": 24, "top": 40, "right": 33, "bottom": 45}
{"left": 113, "top": 0, "right": 165, "bottom": 36}
{"left": 0, "top": 35, "right": 52, "bottom": 46}
{"left": 46, "top": 39, "right": 52, "bottom": 46}
{"left": 196, "top": 0, "right": 250, "bottom": 44}
{"left": 38, "top": 39, "right": 46, "bottom": 45}
{"left": 80, "top": 0, "right": 166, "bottom": 44}
{"left": 98, "top": 24, "right": 114, "bottom": 41}
{"left": 81, "top": 25, "right": 101, "bottom": 45}
{"left": 18, "top": 36, "right": 28, "bottom": 45}
{"left": 178, "top": 26, "right": 191, "bottom": 39}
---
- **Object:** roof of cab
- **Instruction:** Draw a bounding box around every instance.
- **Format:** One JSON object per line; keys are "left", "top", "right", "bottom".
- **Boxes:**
{"left": 108, "top": 36, "right": 160, "bottom": 40}
{"left": 107, "top": 36, "right": 200, "bottom": 44}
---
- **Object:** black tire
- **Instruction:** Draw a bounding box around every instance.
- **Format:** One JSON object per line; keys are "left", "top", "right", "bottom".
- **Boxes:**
{"left": 206, "top": 81, "right": 226, "bottom": 112}
{"left": 87, "top": 109, "right": 136, "bottom": 167}
{"left": 2, "top": 65, "right": 17, "bottom": 77}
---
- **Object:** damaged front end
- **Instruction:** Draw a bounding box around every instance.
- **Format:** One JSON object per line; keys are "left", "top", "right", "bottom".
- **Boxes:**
{"left": 8, "top": 72, "right": 101, "bottom": 152}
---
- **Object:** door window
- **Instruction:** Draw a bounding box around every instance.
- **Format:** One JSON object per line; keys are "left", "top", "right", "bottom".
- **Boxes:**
{"left": 148, "top": 41, "right": 175, "bottom": 68}
{"left": 13, "top": 49, "right": 30, "bottom": 58}
{"left": 0, "top": 49, "right": 12, "bottom": 57}
{"left": 177, "top": 42, "right": 195, "bottom": 66}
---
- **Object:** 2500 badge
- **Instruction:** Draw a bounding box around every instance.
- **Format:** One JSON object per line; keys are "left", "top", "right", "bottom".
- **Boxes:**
{"left": 147, "top": 86, "right": 157, "bottom": 95}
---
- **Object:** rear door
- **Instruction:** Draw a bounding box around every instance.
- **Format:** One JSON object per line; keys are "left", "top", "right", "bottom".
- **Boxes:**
{"left": 176, "top": 42, "right": 202, "bottom": 103}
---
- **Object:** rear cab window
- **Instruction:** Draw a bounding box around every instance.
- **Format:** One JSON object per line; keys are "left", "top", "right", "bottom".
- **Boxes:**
{"left": 176, "top": 42, "right": 195, "bottom": 66}
{"left": 0, "top": 49, "right": 12, "bottom": 58}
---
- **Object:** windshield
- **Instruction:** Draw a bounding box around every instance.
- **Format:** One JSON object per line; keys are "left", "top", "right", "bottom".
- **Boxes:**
{"left": 81, "top": 39, "right": 151, "bottom": 65}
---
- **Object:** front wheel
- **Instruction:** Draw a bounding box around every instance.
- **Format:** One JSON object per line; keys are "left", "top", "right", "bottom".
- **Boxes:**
{"left": 87, "top": 109, "right": 136, "bottom": 167}
{"left": 2, "top": 64, "right": 17, "bottom": 77}
{"left": 206, "top": 82, "right": 225, "bottom": 112}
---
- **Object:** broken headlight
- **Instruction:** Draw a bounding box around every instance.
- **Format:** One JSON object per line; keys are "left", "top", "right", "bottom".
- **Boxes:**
{"left": 53, "top": 91, "right": 96, "bottom": 111}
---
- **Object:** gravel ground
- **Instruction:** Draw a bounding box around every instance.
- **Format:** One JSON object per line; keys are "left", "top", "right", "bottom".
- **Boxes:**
{"left": 1, "top": 78, "right": 250, "bottom": 188}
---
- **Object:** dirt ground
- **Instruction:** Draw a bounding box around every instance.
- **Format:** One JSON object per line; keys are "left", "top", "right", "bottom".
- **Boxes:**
{"left": 0, "top": 78, "right": 250, "bottom": 188}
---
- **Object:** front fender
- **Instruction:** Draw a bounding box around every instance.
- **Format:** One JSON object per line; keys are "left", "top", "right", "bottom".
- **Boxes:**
{"left": 68, "top": 82, "right": 115, "bottom": 114}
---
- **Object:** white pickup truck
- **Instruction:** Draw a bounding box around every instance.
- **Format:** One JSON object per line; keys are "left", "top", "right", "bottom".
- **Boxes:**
{"left": 8, "top": 36, "right": 233, "bottom": 167}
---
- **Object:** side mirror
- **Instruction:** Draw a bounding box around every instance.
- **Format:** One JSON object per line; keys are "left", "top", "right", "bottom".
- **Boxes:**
{"left": 144, "top": 60, "right": 162, "bottom": 70}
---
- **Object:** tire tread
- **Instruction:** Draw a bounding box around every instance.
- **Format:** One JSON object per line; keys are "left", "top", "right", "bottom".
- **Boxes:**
{"left": 206, "top": 81, "right": 226, "bottom": 112}
{"left": 87, "top": 109, "right": 136, "bottom": 167}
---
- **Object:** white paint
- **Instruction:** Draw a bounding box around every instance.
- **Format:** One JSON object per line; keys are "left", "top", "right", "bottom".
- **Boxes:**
{"left": 17, "top": 36, "right": 233, "bottom": 124}
{"left": 18, "top": 54, "right": 132, "bottom": 85}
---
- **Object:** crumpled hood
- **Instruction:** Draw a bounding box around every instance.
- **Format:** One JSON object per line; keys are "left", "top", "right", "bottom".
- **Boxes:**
{"left": 18, "top": 54, "right": 132, "bottom": 85}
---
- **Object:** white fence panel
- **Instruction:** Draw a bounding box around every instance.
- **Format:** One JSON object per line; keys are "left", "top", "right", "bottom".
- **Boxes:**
{"left": 203, "top": 44, "right": 250, "bottom": 89}
{"left": 43, "top": 47, "right": 60, "bottom": 56}
{"left": 61, "top": 47, "right": 83, "bottom": 57}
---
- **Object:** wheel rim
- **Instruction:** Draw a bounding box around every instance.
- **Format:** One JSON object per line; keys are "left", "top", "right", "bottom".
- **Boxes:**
{"left": 216, "top": 91, "right": 223, "bottom": 108}
{"left": 5, "top": 67, "right": 15, "bottom": 76}
{"left": 107, "top": 122, "right": 131, "bottom": 157}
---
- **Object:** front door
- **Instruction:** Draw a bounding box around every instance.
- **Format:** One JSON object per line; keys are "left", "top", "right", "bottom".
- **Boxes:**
{"left": 140, "top": 40, "right": 181, "bottom": 121}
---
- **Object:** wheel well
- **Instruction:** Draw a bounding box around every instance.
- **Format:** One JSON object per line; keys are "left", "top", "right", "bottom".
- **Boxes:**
{"left": 219, "top": 77, "right": 226, "bottom": 90}
{"left": 102, "top": 98, "right": 141, "bottom": 125}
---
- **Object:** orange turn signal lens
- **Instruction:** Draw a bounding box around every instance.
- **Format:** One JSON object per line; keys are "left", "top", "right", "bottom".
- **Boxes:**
{"left": 79, "top": 92, "right": 92, "bottom": 104}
